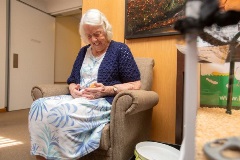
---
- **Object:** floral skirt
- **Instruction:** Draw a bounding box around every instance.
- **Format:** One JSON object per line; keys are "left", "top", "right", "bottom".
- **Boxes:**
{"left": 28, "top": 95, "right": 111, "bottom": 160}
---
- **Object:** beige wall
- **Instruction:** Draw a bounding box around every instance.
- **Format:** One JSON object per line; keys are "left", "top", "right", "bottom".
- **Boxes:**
{"left": 43, "top": 0, "right": 82, "bottom": 15}
{"left": 82, "top": 0, "right": 178, "bottom": 143}
{"left": 0, "top": 0, "right": 7, "bottom": 109}
{"left": 19, "top": 0, "right": 82, "bottom": 15}
{"left": 55, "top": 15, "right": 81, "bottom": 83}
{"left": 19, "top": 0, "right": 47, "bottom": 11}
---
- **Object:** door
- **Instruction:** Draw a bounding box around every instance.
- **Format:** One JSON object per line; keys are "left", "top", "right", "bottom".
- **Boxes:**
{"left": 8, "top": 0, "right": 55, "bottom": 111}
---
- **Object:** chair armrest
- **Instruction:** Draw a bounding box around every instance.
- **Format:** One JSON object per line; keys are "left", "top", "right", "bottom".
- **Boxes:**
{"left": 110, "top": 90, "right": 159, "bottom": 160}
{"left": 112, "top": 90, "right": 159, "bottom": 115}
{"left": 31, "top": 84, "right": 69, "bottom": 101}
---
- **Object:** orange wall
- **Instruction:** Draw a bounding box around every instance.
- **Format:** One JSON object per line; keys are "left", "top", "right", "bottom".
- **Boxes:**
{"left": 82, "top": 0, "right": 178, "bottom": 143}
{"left": 126, "top": 37, "right": 178, "bottom": 143}
{"left": 82, "top": 1, "right": 125, "bottom": 42}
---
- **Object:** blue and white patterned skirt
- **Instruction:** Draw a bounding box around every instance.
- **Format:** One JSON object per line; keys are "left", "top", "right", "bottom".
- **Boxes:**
{"left": 28, "top": 95, "right": 111, "bottom": 160}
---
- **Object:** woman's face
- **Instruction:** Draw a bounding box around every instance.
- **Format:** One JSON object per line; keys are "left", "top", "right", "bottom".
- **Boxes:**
{"left": 83, "top": 24, "right": 109, "bottom": 54}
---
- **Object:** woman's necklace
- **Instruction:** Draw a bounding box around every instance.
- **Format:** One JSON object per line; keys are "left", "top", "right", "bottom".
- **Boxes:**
{"left": 91, "top": 44, "right": 109, "bottom": 62}
{"left": 90, "top": 49, "right": 106, "bottom": 63}
{"left": 92, "top": 53, "right": 105, "bottom": 62}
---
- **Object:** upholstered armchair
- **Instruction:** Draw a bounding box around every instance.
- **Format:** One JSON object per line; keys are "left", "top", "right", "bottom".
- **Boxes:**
{"left": 31, "top": 57, "right": 159, "bottom": 160}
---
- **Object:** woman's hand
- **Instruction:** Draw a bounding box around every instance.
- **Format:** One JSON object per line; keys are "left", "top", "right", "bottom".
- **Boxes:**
{"left": 69, "top": 80, "right": 141, "bottom": 99}
{"left": 81, "top": 82, "right": 106, "bottom": 99}
{"left": 82, "top": 80, "right": 141, "bottom": 99}
{"left": 69, "top": 83, "right": 82, "bottom": 98}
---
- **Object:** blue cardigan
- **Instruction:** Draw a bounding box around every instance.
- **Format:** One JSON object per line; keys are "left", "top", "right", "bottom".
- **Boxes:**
{"left": 67, "top": 40, "right": 141, "bottom": 104}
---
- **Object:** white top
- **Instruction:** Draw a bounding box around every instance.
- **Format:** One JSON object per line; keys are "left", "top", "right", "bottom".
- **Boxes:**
{"left": 80, "top": 46, "right": 106, "bottom": 88}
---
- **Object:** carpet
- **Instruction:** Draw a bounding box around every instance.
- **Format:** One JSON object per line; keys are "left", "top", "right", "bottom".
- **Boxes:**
{"left": 195, "top": 107, "right": 240, "bottom": 160}
{"left": 0, "top": 109, "right": 35, "bottom": 160}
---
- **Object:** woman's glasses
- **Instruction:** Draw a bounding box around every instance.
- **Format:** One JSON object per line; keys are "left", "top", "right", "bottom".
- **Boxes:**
{"left": 87, "top": 31, "right": 103, "bottom": 40}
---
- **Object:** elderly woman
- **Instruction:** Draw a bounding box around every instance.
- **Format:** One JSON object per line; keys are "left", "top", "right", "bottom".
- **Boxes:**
{"left": 29, "top": 9, "right": 141, "bottom": 160}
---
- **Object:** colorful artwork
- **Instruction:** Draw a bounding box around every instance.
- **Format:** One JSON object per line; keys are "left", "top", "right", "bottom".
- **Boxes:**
{"left": 125, "top": 0, "right": 186, "bottom": 39}
{"left": 200, "top": 63, "right": 240, "bottom": 108}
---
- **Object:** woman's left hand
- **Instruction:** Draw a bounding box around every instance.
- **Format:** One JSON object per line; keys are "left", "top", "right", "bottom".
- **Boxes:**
{"left": 81, "top": 82, "right": 105, "bottom": 99}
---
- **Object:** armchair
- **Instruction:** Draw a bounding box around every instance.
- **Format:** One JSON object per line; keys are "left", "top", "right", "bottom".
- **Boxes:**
{"left": 31, "top": 57, "right": 159, "bottom": 160}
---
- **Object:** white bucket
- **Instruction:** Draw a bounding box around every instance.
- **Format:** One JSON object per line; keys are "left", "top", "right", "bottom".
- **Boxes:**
{"left": 134, "top": 141, "right": 180, "bottom": 160}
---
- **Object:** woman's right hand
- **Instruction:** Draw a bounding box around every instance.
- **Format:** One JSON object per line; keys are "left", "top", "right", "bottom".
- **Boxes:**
{"left": 69, "top": 83, "right": 82, "bottom": 98}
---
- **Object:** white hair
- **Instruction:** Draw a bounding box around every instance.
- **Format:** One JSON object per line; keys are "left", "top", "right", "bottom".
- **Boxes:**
{"left": 79, "top": 9, "right": 113, "bottom": 43}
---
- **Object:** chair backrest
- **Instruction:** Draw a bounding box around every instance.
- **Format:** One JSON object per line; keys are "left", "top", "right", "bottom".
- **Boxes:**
{"left": 134, "top": 57, "right": 154, "bottom": 91}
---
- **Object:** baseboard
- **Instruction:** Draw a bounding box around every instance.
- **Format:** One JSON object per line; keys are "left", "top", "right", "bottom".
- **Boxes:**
{"left": 0, "top": 107, "right": 7, "bottom": 113}
{"left": 54, "top": 82, "right": 67, "bottom": 84}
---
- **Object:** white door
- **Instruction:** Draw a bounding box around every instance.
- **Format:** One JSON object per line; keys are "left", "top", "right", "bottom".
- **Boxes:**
{"left": 8, "top": 0, "right": 55, "bottom": 111}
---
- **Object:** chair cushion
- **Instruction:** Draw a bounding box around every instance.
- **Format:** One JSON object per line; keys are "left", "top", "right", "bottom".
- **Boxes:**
{"left": 99, "top": 124, "right": 110, "bottom": 150}
{"left": 135, "top": 58, "right": 154, "bottom": 91}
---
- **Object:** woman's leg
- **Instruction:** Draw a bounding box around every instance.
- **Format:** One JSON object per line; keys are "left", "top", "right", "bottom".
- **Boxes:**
{"left": 36, "top": 155, "right": 46, "bottom": 160}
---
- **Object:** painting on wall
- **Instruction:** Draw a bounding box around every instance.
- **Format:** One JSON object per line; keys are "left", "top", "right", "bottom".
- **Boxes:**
{"left": 125, "top": 0, "right": 186, "bottom": 39}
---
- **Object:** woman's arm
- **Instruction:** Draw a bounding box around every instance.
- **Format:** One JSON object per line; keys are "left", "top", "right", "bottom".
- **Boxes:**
{"left": 81, "top": 80, "right": 141, "bottom": 99}
{"left": 95, "top": 80, "right": 141, "bottom": 96}
{"left": 111, "top": 80, "right": 141, "bottom": 94}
